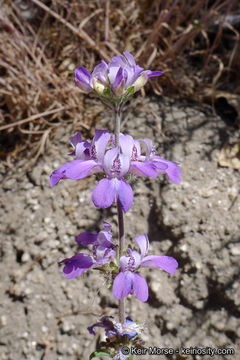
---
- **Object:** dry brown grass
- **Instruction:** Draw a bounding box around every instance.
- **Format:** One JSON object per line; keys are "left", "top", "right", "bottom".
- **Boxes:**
{"left": 0, "top": 0, "right": 239, "bottom": 165}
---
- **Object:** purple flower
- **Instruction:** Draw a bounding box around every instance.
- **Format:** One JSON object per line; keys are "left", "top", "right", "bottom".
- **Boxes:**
{"left": 88, "top": 316, "right": 140, "bottom": 339}
{"left": 59, "top": 222, "right": 116, "bottom": 279}
{"left": 50, "top": 131, "right": 181, "bottom": 213}
{"left": 113, "top": 234, "right": 178, "bottom": 302}
{"left": 75, "top": 52, "right": 162, "bottom": 105}
{"left": 119, "top": 134, "right": 182, "bottom": 184}
{"left": 92, "top": 146, "right": 133, "bottom": 213}
{"left": 50, "top": 129, "right": 133, "bottom": 212}
{"left": 50, "top": 129, "right": 110, "bottom": 187}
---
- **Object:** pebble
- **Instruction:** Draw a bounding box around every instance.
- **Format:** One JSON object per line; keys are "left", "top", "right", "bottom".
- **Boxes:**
{"left": 195, "top": 300, "right": 204, "bottom": 309}
{"left": 48, "top": 239, "right": 60, "bottom": 249}
{"left": 179, "top": 244, "right": 188, "bottom": 252}
{"left": 22, "top": 252, "right": 31, "bottom": 263}
{"left": 53, "top": 161, "right": 60, "bottom": 168}
{"left": 170, "top": 202, "right": 178, "bottom": 210}
{"left": 44, "top": 217, "right": 52, "bottom": 224}
{"left": 46, "top": 312, "right": 53, "bottom": 319}
{"left": 166, "top": 321, "right": 175, "bottom": 330}
{"left": 195, "top": 261, "right": 202, "bottom": 270}
{"left": 36, "top": 231, "right": 48, "bottom": 242}
{"left": 151, "top": 281, "right": 160, "bottom": 294}
{"left": 0, "top": 315, "right": 7, "bottom": 327}
{"left": 230, "top": 246, "right": 240, "bottom": 256}
{"left": 62, "top": 320, "right": 75, "bottom": 333}
{"left": 25, "top": 288, "right": 32, "bottom": 295}
{"left": 41, "top": 325, "right": 48, "bottom": 333}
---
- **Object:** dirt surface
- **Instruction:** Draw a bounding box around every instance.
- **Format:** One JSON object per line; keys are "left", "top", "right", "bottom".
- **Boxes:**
{"left": 0, "top": 96, "right": 240, "bottom": 360}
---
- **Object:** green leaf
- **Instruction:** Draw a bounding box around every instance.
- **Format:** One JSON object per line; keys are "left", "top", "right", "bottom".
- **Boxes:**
{"left": 89, "top": 351, "right": 112, "bottom": 359}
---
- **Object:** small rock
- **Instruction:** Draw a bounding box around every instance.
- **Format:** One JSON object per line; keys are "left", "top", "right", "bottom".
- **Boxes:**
{"left": 0, "top": 315, "right": 7, "bottom": 327}
{"left": 22, "top": 252, "right": 31, "bottom": 263}
{"left": 179, "top": 244, "right": 188, "bottom": 252}
{"left": 230, "top": 246, "right": 240, "bottom": 256}
{"left": 41, "top": 325, "right": 48, "bottom": 333}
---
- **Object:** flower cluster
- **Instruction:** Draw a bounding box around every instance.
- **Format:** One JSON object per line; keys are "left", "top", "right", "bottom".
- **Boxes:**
{"left": 59, "top": 225, "right": 178, "bottom": 303}
{"left": 88, "top": 316, "right": 141, "bottom": 339}
{"left": 88, "top": 316, "right": 143, "bottom": 359}
{"left": 113, "top": 234, "right": 178, "bottom": 302}
{"left": 75, "top": 52, "right": 162, "bottom": 107}
{"left": 59, "top": 222, "right": 116, "bottom": 279}
{"left": 50, "top": 130, "right": 182, "bottom": 213}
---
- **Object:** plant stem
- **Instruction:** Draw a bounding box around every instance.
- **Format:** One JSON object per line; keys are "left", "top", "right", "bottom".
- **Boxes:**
{"left": 117, "top": 199, "right": 125, "bottom": 324}
{"left": 114, "top": 106, "right": 121, "bottom": 147}
{"left": 114, "top": 106, "right": 125, "bottom": 324}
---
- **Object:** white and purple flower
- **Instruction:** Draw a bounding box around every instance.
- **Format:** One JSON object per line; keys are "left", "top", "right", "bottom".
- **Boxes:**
{"left": 59, "top": 222, "right": 116, "bottom": 279}
{"left": 50, "top": 130, "right": 181, "bottom": 213}
{"left": 119, "top": 134, "right": 182, "bottom": 183}
{"left": 75, "top": 52, "right": 162, "bottom": 105}
{"left": 113, "top": 234, "right": 178, "bottom": 302}
{"left": 50, "top": 129, "right": 133, "bottom": 212}
{"left": 88, "top": 316, "right": 140, "bottom": 339}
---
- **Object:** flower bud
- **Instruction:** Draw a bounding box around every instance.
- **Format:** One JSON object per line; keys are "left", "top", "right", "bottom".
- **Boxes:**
{"left": 93, "top": 78, "right": 106, "bottom": 95}
{"left": 132, "top": 73, "right": 148, "bottom": 93}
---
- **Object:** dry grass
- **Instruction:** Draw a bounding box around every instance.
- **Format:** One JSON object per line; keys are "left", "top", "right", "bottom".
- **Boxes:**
{"left": 0, "top": 0, "right": 239, "bottom": 165}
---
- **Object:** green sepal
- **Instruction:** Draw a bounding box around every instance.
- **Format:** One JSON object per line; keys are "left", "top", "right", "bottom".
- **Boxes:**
{"left": 103, "top": 87, "right": 113, "bottom": 96}
{"left": 119, "top": 86, "right": 134, "bottom": 105}
{"left": 89, "top": 351, "right": 112, "bottom": 359}
{"left": 126, "top": 86, "right": 134, "bottom": 95}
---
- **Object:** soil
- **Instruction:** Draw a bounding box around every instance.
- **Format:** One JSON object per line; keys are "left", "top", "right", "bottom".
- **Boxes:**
{"left": 0, "top": 96, "right": 240, "bottom": 360}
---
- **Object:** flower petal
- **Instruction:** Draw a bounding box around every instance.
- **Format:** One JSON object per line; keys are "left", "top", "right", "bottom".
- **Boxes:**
{"left": 119, "top": 134, "right": 134, "bottom": 158}
{"left": 65, "top": 159, "right": 100, "bottom": 180}
{"left": 141, "top": 255, "right": 178, "bottom": 273}
{"left": 153, "top": 156, "right": 182, "bottom": 184}
{"left": 90, "top": 129, "right": 111, "bottom": 162}
{"left": 130, "top": 161, "right": 158, "bottom": 177}
{"left": 113, "top": 272, "right": 133, "bottom": 300}
{"left": 70, "top": 132, "right": 82, "bottom": 148}
{"left": 104, "top": 147, "right": 130, "bottom": 178}
{"left": 59, "top": 253, "right": 94, "bottom": 279}
{"left": 123, "top": 52, "right": 136, "bottom": 66}
{"left": 75, "top": 141, "right": 91, "bottom": 160}
{"left": 75, "top": 66, "right": 92, "bottom": 93}
{"left": 50, "top": 159, "right": 101, "bottom": 186}
{"left": 135, "top": 234, "right": 149, "bottom": 258}
{"left": 92, "top": 178, "right": 116, "bottom": 209}
{"left": 145, "top": 70, "right": 163, "bottom": 79}
{"left": 50, "top": 163, "right": 69, "bottom": 187}
{"left": 133, "top": 273, "right": 148, "bottom": 302}
{"left": 124, "top": 66, "right": 136, "bottom": 88}
{"left": 108, "top": 65, "right": 121, "bottom": 86}
{"left": 76, "top": 232, "right": 98, "bottom": 246}
{"left": 139, "top": 138, "right": 153, "bottom": 159}
{"left": 112, "top": 67, "right": 123, "bottom": 92}
{"left": 117, "top": 179, "right": 133, "bottom": 213}
{"left": 97, "top": 222, "right": 113, "bottom": 247}
{"left": 90, "top": 60, "right": 108, "bottom": 85}
{"left": 109, "top": 55, "right": 126, "bottom": 68}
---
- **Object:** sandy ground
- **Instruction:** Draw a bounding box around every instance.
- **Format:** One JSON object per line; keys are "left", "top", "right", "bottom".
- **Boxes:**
{"left": 0, "top": 96, "right": 240, "bottom": 360}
